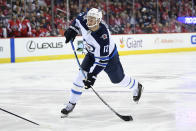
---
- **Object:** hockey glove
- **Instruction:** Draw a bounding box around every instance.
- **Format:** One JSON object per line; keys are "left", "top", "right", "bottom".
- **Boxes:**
{"left": 64, "top": 27, "right": 78, "bottom": 43}
{"left": 83, "top": 73, "right": 96, "bottom": 89}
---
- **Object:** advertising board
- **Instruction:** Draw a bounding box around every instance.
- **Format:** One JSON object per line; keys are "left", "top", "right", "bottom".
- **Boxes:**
{"left": 0, "top": 39, "right": 11, "bottom": 63}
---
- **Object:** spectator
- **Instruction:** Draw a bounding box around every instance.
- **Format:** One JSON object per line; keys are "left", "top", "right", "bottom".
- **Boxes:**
{"left": 31, "top": 25, "right": 36, "bottom": 37}
{"left": 17, "top": 15, "right": 31, "bottom": 37}
{"left": 57, "top": 24, "right": 64, "bottom": 36}
{"left": 30, "top": 16, "right": 37, "bottom": 28}
{"left": 124, "top": 23, "right": 132, "bottom": 34}
{"left": 0, "top": 22, "right": 7, "bottom": 38}
{"left": 35, "top": 25, "right": 49, "bottom": 37}
{"left": 109, "top": 14, "right": 115, "bottom": 27}
{"left": 7, "top": 15, "right": 21, "bottom": 37}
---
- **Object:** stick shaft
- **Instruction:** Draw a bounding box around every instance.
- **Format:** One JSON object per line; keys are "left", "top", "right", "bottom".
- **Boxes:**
{"left": 70, "top": 41, "right": 128, "bottom": 118}
{"left": 0, "top": 107, "right": 40, "bottom": 126}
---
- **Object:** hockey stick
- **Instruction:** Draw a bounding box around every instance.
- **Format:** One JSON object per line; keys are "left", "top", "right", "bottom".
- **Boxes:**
{"left": 70, "top": 40, "right": 133, "bottom": 121}
{"left": 0, "top": 107, "right": 39, "bottom": 125}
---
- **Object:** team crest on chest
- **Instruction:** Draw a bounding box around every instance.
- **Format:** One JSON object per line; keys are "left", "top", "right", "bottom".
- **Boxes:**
{"left": 101, "top": 34, "right": 107, "bottom": 40}
{"left": 84, "top": 43, "right": 95, "bottom": 52}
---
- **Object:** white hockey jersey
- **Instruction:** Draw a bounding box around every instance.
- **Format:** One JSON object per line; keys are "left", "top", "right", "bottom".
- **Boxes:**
{"left": 71, "top": 12, "right": 117, "bottom": 76}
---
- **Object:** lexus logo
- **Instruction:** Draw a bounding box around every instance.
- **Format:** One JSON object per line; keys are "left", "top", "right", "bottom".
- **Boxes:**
{"left": 26, "top": 40, "right": 36, "bottom": 52}
{"left": 26, "top": 40, "right": 64, "bottom": 52}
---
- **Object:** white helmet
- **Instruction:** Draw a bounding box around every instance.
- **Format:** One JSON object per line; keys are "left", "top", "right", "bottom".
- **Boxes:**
{"left": 87, "top": 8, "right": 102, "bottom": 28}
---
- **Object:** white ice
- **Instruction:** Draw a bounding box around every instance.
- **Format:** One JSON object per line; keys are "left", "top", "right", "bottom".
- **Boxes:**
{"left": 0, "top": 52, "right": 196, "bottom": 131}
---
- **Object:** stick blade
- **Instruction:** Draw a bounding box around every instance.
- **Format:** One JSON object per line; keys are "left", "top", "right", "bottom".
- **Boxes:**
{"left": 61, "top": 114, "right": 68, "bottom": 118}
{"left": 117, "top": 114, "right": 133, "bottom": 121}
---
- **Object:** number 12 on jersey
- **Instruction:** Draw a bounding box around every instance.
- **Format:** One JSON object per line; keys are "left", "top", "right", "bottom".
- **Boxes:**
{"left": 104, "top": 45, "right": 109, "bottom": 53}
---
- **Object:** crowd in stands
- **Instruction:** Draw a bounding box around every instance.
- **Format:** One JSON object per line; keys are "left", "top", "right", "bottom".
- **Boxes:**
{"left": 0, "top": 0, "right": 196, "bottom": 38}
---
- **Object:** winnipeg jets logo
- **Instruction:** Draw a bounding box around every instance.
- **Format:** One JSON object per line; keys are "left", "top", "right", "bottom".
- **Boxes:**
{"left": 84, "top": 43, "right": 95, "bottom": 52}
{"left": 101, "top": 34, "right": 107, "bottom": 40}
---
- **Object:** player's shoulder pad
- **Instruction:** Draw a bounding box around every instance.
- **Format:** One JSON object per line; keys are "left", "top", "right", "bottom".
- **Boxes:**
{"left": 98, "top": 22, "right": 109, "bottom": 41}
{"left": 101, "top": 21, "right": 109, "bottom": 29}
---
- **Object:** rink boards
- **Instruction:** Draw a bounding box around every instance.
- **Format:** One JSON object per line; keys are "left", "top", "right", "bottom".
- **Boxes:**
{"left": 0, "top": 33, "right": 196, "bottom": 63}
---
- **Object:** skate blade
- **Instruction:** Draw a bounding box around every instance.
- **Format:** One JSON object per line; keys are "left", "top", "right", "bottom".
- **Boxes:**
{"left": 61, "top": 114, "right": 68, "bottom": 118}
{"left": 134, "top": 86, "right": 144, "bottom": 104}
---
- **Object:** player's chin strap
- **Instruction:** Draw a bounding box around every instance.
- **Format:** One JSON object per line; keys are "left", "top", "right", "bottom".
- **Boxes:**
{"left": 86, "top": 19, "right": 99, "bottom": 28}
{"left": 70, "top": 40, "right": 133, "bottom": 121}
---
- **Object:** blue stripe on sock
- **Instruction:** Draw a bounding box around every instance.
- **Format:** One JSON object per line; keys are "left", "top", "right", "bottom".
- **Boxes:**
{"left": 126, "top": 77, "right": 132, "bottom": 87}
{"left": 130, "top": 80, "right": 135, "bottom": 89}
{"left": 71, "top": 89, "right": 82, "bottom": 95}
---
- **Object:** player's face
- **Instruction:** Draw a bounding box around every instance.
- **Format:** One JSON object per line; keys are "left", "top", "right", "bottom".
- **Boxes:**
{"left": 87, "top": 16, "right": 100, "bottom": 31}
{"left": 87, "top": 16, "right": 97, "bottom": 27}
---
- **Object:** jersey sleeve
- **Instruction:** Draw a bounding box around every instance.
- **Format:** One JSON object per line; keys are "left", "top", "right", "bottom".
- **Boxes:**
{"left": 70, "top": 12, "right": 86, "bottom": 34}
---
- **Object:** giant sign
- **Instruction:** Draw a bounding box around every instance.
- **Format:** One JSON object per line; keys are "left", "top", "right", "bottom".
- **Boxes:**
{"left": 111, "top": 33, "right": 196, "bottom": 52}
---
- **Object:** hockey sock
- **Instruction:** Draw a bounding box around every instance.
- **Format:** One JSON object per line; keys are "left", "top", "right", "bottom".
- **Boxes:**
{"left": 69, "top": 91, "right": 81, "bottom": 104}
{"left": 118, "top": 75, "right": 139, "bottom": 95}
{"left": 68, "top": 70, "right": 87, "bottom": 104}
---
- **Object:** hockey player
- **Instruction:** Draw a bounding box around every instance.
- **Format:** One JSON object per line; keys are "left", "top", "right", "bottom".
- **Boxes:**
{"left": 61, "top": 8, "right": 143, "bottom": 115}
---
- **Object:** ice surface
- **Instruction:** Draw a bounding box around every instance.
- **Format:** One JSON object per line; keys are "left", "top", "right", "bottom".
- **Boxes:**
{"left": 0, "top": 52, "right": 196, "bottom": 131}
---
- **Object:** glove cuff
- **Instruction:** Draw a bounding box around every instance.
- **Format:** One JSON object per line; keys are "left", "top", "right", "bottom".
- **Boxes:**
{"left": 92, "top": 75, "right": 97, "bottom": 80}
{"left": 88, "top": 73, "right": 97, "bottom": 80}
{"left": 70, "top": 26, "right": 79, "bottom": 34}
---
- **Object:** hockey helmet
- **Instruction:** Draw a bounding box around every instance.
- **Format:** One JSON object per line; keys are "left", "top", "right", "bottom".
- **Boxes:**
{"left": 87, "top": 8, "right": 102, "bottom": 28}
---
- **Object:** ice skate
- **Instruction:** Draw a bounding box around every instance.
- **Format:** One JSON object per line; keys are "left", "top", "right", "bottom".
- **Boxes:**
{"left": 133, "top": 82, "right": 143, "bottom": 103}
{"left": 61, "top": 102, "right": 76, "bottom": 117}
